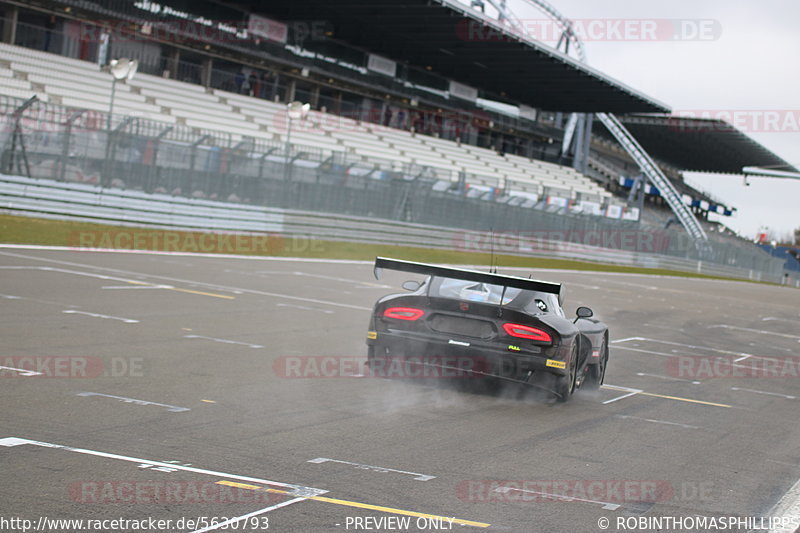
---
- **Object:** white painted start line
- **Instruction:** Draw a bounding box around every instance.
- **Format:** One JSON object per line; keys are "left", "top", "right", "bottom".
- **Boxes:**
{"left": 493, "top": 485, "right": 620, "bottom": 511}
{"left": 77, "top": 392, "right": 191, "bottom": 413}
{"left": 0, "top": 365, "right": 42, "bottom": 377}
{"left": 307, "top": 458, "right": 435, "bottom": 481}
{"left": 63, "top": 309, "right": 139, "bottom": 324}
{"left": 183, "top": 334, "right": 263, "bottom": 349}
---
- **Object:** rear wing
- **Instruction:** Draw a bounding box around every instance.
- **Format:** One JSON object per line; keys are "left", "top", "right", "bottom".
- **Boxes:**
{"left": 374, "top": 257, "right": 565, "bottom": 305}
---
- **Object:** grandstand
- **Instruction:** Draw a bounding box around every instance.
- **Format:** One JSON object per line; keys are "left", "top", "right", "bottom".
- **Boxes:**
{"left": 0, "top": 40, "right": 613, "bottom": 204}
{"left": 0, "top": 0, "right": 794, "bottom": 279}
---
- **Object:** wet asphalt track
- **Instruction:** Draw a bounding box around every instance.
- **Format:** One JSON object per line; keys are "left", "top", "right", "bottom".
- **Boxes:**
{"left": 1, "top": 246, "right": 799, "bottom": 533}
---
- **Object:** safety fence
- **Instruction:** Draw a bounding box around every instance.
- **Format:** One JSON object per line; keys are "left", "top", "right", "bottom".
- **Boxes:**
{"left": 0, "top": 173, "right": 790, "bottom": 284}
{"left": 0, "top": 94, "right": 787, "bottom": 283}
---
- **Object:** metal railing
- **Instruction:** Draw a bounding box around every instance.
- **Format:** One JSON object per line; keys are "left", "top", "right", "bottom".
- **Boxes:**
{"left": 0, "top": 94, "right": 786, "bottom": 281}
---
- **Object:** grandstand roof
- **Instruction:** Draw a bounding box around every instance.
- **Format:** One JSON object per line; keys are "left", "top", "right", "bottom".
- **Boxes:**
{"left": 237, "top": 0, "right": 670, "bottom": 114}
{"left": 607, "top": 114, "right": 797, "bottom": 174}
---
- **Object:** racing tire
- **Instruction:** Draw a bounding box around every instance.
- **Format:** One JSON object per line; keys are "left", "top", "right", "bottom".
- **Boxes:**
{"left": 555, "top": 345, "right": 578, "bottom": 402}
{"left": 583, "top": 339, "right": 608, "bottom": 391}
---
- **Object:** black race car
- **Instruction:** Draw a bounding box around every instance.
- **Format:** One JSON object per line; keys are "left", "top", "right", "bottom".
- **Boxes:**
{"left": 366, "top": 257, "right": 609, "bottom": 402}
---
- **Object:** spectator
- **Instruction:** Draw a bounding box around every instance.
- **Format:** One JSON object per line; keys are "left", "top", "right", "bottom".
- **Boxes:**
{"left": 259, "top": 70, "right": 273, "bottom": 99}
{"left": 234, "top": 69, "right": 245, "bottom": 93}
{"left": 44, "top": 16, "right": 57, "bottom": 52}
{"left": 247, "top": 72, "right": 258, "bottom": 96}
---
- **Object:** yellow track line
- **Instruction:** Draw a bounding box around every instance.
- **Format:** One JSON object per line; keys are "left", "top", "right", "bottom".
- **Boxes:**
{"left": 166, "top": 287, "right": 235, "bottom": 299}
{"left": 638, "top": 391, "right": 732, "bottom": 408}
{"left": 216, "top": 481, "right": 490, "bottom": 528}
{"left": 602, "top": 384, "right": 732, "bottom": 408}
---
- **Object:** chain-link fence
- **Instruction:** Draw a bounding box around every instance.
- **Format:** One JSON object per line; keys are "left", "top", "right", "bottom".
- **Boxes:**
{"left": 0, "top": 94, "right": 786, "bottom": 280}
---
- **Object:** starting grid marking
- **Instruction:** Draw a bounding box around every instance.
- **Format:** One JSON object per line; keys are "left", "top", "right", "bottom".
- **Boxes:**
{"left": 493, "top": 485, "right": 620, "bottom": 511}
{"left": 215, "top": 481, "right": 488, "bottom": 529}
{"left": 307, "top": 457, "right": 436, "bottom": 481}
{"left": 600, "top": 384, "right": 732, "bottom": 409}
{"left": 77, "top": 392, "right": 191, "bottom": 413}
{"left": 0, "top": 437, "right": 490, "bottom": 530}
{"left": 62, "top": 309, "right": 139, "bottom": 324}
{"left": 611, "top": 336, "right": 791, "bottom": 369}
{"left": 183, "top": 334, "right": 264, "bottom": 349}
{"left": 0, "top": 365, "right": 42, "bottom": 377}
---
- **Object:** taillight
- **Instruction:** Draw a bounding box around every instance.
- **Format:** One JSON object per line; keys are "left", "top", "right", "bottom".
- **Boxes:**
{"left": 383, "top": 307, "right": 425, "bottom": 321}
{"left": 502, "top": 323, "right": 552, "bottom": 342}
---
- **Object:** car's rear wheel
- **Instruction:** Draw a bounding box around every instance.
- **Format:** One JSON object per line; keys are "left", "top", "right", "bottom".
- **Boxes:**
{"left": 584, "top": 339, "right": 608, "bottom": 390}
{"left": 555, "top": 345, "right": 578, "bottom": 402}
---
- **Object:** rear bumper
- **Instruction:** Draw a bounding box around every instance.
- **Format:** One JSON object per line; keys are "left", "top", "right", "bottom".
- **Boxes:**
{"left": 366, "top": 329, "right": 568, "bottom": 379}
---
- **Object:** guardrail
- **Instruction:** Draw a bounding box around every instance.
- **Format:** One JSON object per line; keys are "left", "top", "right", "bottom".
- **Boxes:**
{"left": 0, "top": 173, "right": 791, "bottom": 285}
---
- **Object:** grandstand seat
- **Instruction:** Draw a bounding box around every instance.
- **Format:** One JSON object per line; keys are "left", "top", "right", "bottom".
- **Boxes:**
{"left": 0, "top": 41, "right": 621, "bottom": 211}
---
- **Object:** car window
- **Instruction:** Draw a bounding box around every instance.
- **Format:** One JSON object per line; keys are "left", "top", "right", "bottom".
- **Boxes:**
{"left": 429, "top": 276, "right": 559, "bottom": 313}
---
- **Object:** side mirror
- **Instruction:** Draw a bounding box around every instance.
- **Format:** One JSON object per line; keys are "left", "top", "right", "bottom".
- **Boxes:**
{"left": 576, "top": 306, "right": 593, "bottom": 319}
{"left": 402, "top": 280, "right": 422, "bottom": 291}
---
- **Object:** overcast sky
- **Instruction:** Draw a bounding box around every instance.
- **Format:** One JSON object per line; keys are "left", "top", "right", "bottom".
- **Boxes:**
{"left": 501, "top": 0, "right": 800, "bottom": 240}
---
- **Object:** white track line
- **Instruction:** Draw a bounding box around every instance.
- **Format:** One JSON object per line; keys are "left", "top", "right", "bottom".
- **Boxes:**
{"left": 190, "top": 497, "right": 307, "bottom": 533}
{"left": 612, "top": 336, "right": 782, "bottom": 362}
{"left": 494, "top": 486, "right": 620, "bottom": 511}
{"left": 730, "top": 387, "right": 796, "bottom": 400}
{"left": 763, "top": 317, "right": 800, "bottom": 325}
{"left": 709, "top": 324, "right": 800, "bottom": 340}
{"left": 636, "top": 372, "right": 700, "bottom": 385}
{"left": 184, "top": 335, "right": 263, "bottom": 349}
{"left": 768, "top": 478, "right": 800, "bottom": 533}
{"left": 276, "top": 303, "right": 334, "bottom": 314}
{"left": 614, "top": 346, "right": 680, "bottom": 358}
{"left": 0, "top": 437, "right": 326, "bottom": 495}
{"left": 615, "top": 414, "right": 702, "bottom": 430}
{"left": 77, "top": 392, "right": 191, "bottom": 412}
{"left": 0, "top": 252, "right": 371, "bottom": 311}
{"left": 601, "top": 385, "right": 643, "bottom": 405}
{"left": 0, "top": 244, "right": 370, "bottom": 264}
{"left": 610, "top": 337, "right": 647, "bottom": 344}
{"left": 0, "top": 366, "right": 42, "bottom": 377}
{"left": 307, "top": 457, "right": 435, "bottom": 481}
{"left": 63, "top": 309, "right": 139, "bottom": 324}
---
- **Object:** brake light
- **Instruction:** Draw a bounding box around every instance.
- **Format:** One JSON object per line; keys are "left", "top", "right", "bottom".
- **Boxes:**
{"left": 383, "top": 307, "right": 425, "bottom": 321}
{"left": 503, "top": 323, "right": 552, "bottom": 342}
